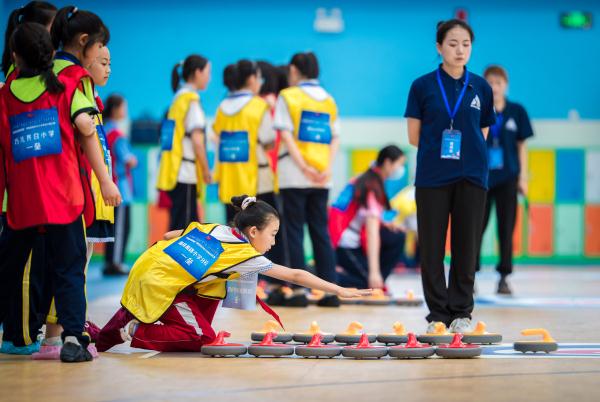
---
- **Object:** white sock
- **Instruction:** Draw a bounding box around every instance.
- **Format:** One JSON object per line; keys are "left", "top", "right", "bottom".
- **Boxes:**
{"left": 42, "top": 336, "right": 62, "bottom": 346}
{"left": 64, "top": 336, "right": 81, "bottom": 346}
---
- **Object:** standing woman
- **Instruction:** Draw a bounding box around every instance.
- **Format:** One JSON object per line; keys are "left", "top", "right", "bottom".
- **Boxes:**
{"left": 405, "top": 19, "right": 495, "bottom": 333}
{"left": 157, "top": 55, "right": 212, "bottom": 230}
{"left": 476, "top": 65, "right": 534, "bottom": 295}
{"left": 273, "top": 52, "right": 340, "bottom": 307}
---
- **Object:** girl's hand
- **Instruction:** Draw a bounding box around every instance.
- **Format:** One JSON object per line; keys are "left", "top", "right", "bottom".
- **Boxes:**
{"left": 301, "top": 165, "right": 321, "bottom": 182}
{"left": 518, "top": 177, "right": 528, "bottom": 196}
{"left": 100, "top": 179, "right": 122, "bottom": 206}
{"left": 336, "top": 287, "right": 373, "bottom": 299}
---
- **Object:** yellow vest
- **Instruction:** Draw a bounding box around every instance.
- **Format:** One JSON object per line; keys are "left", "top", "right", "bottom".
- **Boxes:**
{"left": 279, "top": 86, "right": 337, "bottom": 172}
{"left": 213, "top": 96, "right": 269, "bottom": 204}
{"left": 90, "top": 113, "right": 114, "bottom": 223}
{"left": 121, "top": 222, "right": 262, "bottom": 323}
{"left": 156, "top": 91, "right": 204, "bottom": 197}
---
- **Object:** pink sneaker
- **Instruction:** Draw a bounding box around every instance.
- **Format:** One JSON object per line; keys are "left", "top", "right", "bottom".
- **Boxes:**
{"left": 32, "top": 345, "right": 61, "bottom": 360}
{"left": 32, "top": 344, "right": 99, "bottom": 360}
{"left": 85, "top": 321, "right": 101, "bottom": 343}
{"left": 96, "top": 308, "right": 134, "bottom": 352}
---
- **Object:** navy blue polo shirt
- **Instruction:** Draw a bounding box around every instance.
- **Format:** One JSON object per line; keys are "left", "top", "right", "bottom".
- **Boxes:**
{"left": 405, "top": 66, "right": 495, "bottom": 189}
{"left": 487, "top": 100, "right": 534, "bottom": 188}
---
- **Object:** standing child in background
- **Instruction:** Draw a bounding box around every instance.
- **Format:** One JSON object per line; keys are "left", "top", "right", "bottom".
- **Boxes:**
{"left": 96, "top": 195, "right": 371, "bottom": 353}
{"left": 476, "top": 65, "right": 534, "bottom": 295}
{"left": 272, "top": 52, "right": 340, "bottom": 307}
{"left": 0, "top": 0, "right": 57, "bottom": 352}
{"left": 2, "top": 1, "right": 57, "bottom": 81}
{"left": 86, "top": 45, "right": 122, "bottom": 274}
{"left": 0, "top": 23, "right": 119, "bottom": 362}
{"left": 157, "top": 55, "right": 212, "bottom": 230}
{"left": 213, "top": 60, "right": 275, "bottom": 223}
{"left": 105, "top": 94, "right": 137, "bottom": 275}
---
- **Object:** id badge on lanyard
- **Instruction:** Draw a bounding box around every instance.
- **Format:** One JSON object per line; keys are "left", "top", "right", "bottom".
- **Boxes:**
{"left": 223, "top": 273, "right": 258, "bottom": 310}
{"left": 95, "top": 123, "right": 112, "bottom": 176}
{"left": 436, "top": 68, "right": 469, "bottom": 161}
{"left": 488, "top": 113, "right": 504, "bottom": 170}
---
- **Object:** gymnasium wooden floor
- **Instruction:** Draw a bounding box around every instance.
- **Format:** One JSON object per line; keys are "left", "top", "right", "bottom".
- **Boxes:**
{"left": 2, "top": 266, "right": 600, "bottom": 402}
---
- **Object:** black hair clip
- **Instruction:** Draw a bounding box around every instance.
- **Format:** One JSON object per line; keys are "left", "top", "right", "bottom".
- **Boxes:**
{"left": 67, "top": 7, "right": 79, "bottom": 21}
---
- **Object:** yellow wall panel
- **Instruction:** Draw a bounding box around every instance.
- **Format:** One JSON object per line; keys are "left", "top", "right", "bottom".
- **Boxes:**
{"left": 528, "top": 150, "right": 555, "bottom": 203}
{"left": 350, "top": 149, "right": 378, "bottom": 176}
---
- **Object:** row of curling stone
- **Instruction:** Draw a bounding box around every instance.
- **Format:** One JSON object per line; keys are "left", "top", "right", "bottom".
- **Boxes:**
{"left": 257, "top": 286, "right": 423, "bottom": 307}
{"left": 310, "top": 288, "right": 424, "bottom": 307}
{"left": 202, "top": 331, "right": 481, "bottom": 359}
{"left": 251, "top": 320, "right": 503, "bottom": 346}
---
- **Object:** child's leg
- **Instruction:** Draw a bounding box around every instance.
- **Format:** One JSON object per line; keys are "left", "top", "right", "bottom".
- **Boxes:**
{"left": 131, "top": 294, "right": 218, "bottom": 352}
{"left": 95, "top": 307, "right": 135, "bottom": 352}
{"left": 46, "top": 218, "right": 90, "bottom": 361}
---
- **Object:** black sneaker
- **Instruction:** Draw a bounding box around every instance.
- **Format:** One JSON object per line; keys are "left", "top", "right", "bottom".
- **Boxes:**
{"left": 497, "top": 277, "right": 512, "bottom": 295}
{"left": 316, "top": 295, "right": 340, "bottom": 308}
{"left": 265, "top": 287, "right": 286, "bottom": 306}
{"left": 60, "top": 342, "right": 93, "bottom": 363}
{"left": 103, "top": 263, "right": 129, "bottom": 276}
{"left": 284, "top": 293, "right": 309, "bottom": 307}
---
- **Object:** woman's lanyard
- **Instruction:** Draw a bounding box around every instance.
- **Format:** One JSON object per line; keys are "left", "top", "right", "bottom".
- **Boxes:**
{"left": 490, "top": 113, "right": 504, "bottom": 146}
{"left": 436, "top": 68, "right": 470, "bottom": 130}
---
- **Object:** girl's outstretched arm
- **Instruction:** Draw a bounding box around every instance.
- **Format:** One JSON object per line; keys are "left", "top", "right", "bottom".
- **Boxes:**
{"left": 263, "top": 264, "right": 372, "bottom": 298}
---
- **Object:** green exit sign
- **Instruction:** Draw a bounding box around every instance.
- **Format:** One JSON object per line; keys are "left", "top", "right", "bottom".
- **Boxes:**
{"left": 560, "top": 11, "right": 593, "bottom": 29}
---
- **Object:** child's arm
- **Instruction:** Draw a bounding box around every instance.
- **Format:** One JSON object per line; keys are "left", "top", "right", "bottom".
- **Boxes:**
{"left": 74, "top": 113, "right": 122, "bottom": 206}
{"left": 263, "top": 264, "right": 372, "bottom": 298}
{"left": 164, "top": 229, "right": 185, "bottom": 240}
{"left": 191, "top": 128, "right": 211, "bottom": 185}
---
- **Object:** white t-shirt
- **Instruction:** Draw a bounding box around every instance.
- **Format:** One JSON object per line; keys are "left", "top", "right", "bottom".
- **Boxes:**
{"left": 195, "top": 225, "right": 273, "bottom": 284}
{"left": 273, "top": 80, "right": 340, "bottom": 189}
{"left": 174, "top": 85, "right": 206, "bottom": 184}
{"left": 338, "top": 192, "right": 384, "bottom": 249}
{"left": 217, "top": 91, "right": 276, "bottom": 194}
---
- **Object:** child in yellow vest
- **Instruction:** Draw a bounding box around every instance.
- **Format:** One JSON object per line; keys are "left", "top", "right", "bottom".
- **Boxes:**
{"left": 271, "top": 52, "right": 340, "bottom": 307}
{"left": 96, "top": 195, "right": 371, "bottom": 352}
{"left": 213, "top": 60, "right": 275, "bottom": 223}
{"left": 157, "top": 55, "right": 212, "bottom": 230}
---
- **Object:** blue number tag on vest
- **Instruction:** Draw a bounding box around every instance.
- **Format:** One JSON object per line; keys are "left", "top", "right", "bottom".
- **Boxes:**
{"left": 219, "top": 131, "right": 250, "bottom": 162}
{"left": 160, "top": 119, "right": 175, "bottom": 151}
{"left": 332, "top": 183, "right": 355, "bottom": 212}
{"left": 9, "top": 108, "right": 62, "bottom": 163}
{"left": 298, "top": 110, "right": 332, "bottom": 144}
{"left": 381, "top": 210, "right": 398, "bottom": 223}
{"left": 488, "top": 146, "right": 504, "bottom": 170}
{"left": 441, "top": 129, "right": 461, "bottom": 160}
{"left": 223, "top": 273, "right": 258, "bottom": 310}
{"left": 96, "top": 124, "right": 112, "bottom": 176}
{"left": 164, "top": 228, "right": 224, "bottom": 280}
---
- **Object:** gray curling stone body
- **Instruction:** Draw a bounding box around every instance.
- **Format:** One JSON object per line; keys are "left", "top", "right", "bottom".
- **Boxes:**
{"left": 341, "top": 346, "right": 388, "bottom": 359}
{"left": 417, "top": 334, "right": 454, "bottom": 345}
{"left": 461, "top": 333, "right": 503, "bottom": 345}
{"left": 247, "top": 344, "right": 295, "bottom": 357}
{"left": 388, "top": 346, "right": 435, "bottom": 359}
{"left": 201, "top": 345, "right": 248, "bottom": 357}
{"left": 395, "top": 299, "right": 424, "bottom": 307}
{"left": 513, "top": 342, "right": 558, "bottom": 354}
{"left": 376, "top": 334, "right": 409, "bottom": 345}
{"left": 295, "top": 345, "right": 342, "bottom": 358}
{"left": 292, "top": 333, "right": 335, "bottom": 344}
{"left": 334, "top": 334, "right": 377, "bottom": 344}
{"left": 361, "top": 298, "right": 392, "bottom": 306}
{"left": 435, "top": 346, "right": 482, "bottom": 359}
{"left": 250, "top": 332, "right": 293, "bottom": 343}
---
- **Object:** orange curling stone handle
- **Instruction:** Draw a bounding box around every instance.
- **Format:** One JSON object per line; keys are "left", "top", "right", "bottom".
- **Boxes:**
{"left": 520, "top": 328, "right": 555, "bottom": 343}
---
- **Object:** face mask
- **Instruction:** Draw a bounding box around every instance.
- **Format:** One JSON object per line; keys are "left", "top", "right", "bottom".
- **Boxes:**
{"left": 388, "top": 165, "right": 406, "bottom": 181}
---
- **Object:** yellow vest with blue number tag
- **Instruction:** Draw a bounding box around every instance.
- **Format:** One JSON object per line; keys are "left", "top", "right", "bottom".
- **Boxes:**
{"left": 121, "top": 222, "right": 262, "bottom": 323}
{"left": 213, "top": 96, "right": 269, "bottom": 204}
{"left": 156, "top": 91, "right": 204, "bottom": 197}
{"left": 279, "top": 86, "right": 337, "bottom": 172}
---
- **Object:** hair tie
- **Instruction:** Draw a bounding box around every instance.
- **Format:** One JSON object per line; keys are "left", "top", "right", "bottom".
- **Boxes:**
{"left": 67, "top": 7, "right": 78, "bottom": 20}
{"left": 241, "top": 197, "right": 257, "bottom": 211}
